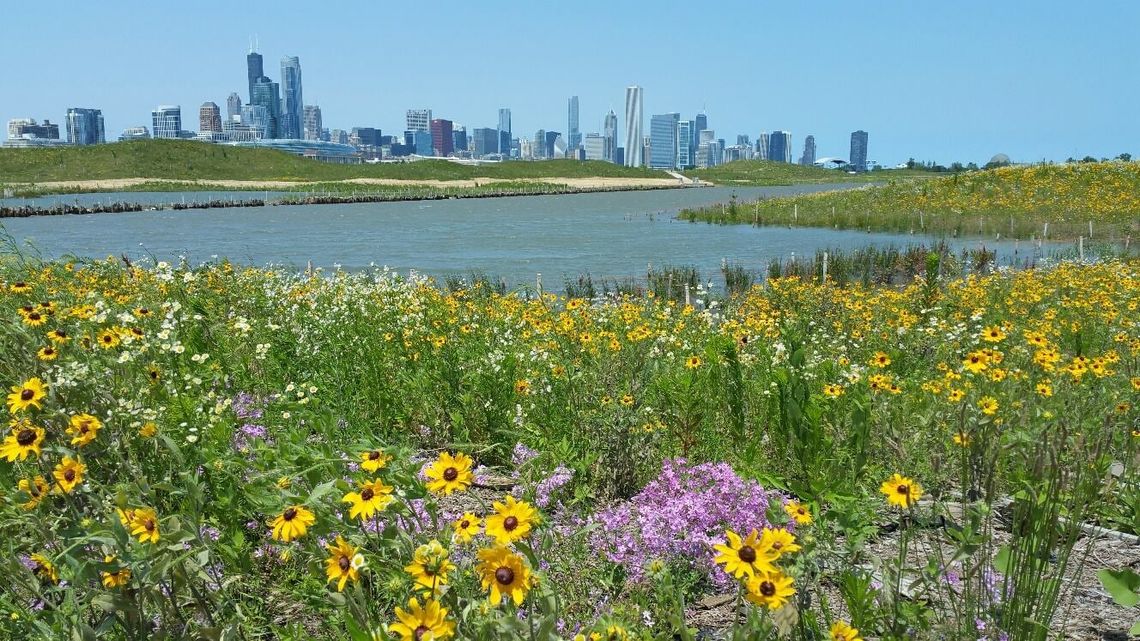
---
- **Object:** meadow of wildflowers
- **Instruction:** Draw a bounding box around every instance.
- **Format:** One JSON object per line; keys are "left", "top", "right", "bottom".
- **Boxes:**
{"left": 0, "top": 249, "right": 1137, "bottom": 640}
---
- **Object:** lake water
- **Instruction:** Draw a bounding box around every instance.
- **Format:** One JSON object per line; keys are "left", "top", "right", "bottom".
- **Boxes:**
{"left": 1, "top": 186, "right": 1043, "bottom": 286}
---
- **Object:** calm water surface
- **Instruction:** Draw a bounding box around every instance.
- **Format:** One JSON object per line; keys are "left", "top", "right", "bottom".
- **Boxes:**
{"left": 1, "top": 186, "right": 1030, "bottom": 285}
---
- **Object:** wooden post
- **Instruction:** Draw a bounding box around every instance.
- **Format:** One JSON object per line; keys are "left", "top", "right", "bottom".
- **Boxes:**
{"left": 1089, "top": 221, "right": 1093, "bottom": 238}
{"left": 822, "top": 251, "right": 829, "bottom": 284}
{"left": 794, "top": 203, "right": 798, "bottom": 222}
{"left": 536, "top": 273, "right": 542, "bottom": 295}
{"left": 1078, "top": 237, "right": 1084, "bottom": 261}
{"left": 684, "top": 284, "right": 690, "bottom": 306}
{"left": 1043, "top": 222, "right": 1049, "bottom": 240}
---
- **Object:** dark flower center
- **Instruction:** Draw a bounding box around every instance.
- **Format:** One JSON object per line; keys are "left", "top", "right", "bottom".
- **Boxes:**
{"left": 460, "top": 519, "right": 470, "bottom": 529}
{"left": 361, "top": 488, "right": 374, "bottom": 501}
{"left": 17, "top": 428, "right": 37, "bottom": 445}
{"left": 20, "top": 389, "right": 34, "bottom": 401}
{"left": 738, "top": 545, "right": 757, "bottom": 563}
{"left": 21, "top": 305, "right": 33, "bottom": 313}
{"left": 28, "top": 313, "right": 40, "bottom": 321}
{"left": 44, "top": 348, "right": 54, "bottom": 355}
{"left": 414, "top": 625, "right": 430, "bottom": 640}
{"left": 103, "top": 335, "right": 113, "bottom": 343}
{"left": 771, "top": 541, "right": 783, "bottom": 551}
{"left": 897, "top": 485, "right": 909, "bottom": 495}
{"left": 495, "top": 566, "right": 515, "bottom": 585}
{"left": 368, "top": 451, "right": 381, "bottom": 460}
{"left": 759, "top": 581, "right": 776, "bottom": 597}
{"left": 14, "top": 282, "right": 25, "bottom": 288}
{"left": 149, "top": 370, "right": 159, "bottom": 379}
{"left": 283, "top": 508, "right": 297, "bottom": 521}
{"left": 503, "top": 516, "right": 519, "bottom": 531}
{"left": 338, "top": 555, "right": 351, "bottom": 571}
{"left": 139, "top": 308, "right": 149, "bottom": 315}
{"left": 64, "top": 469, "right": 76, "bottom": 482}
{"left": 145, "top": 519, "right": 155, "bottom": 532}
{"left": 443, "top": 467, "right": 458, "bottom": 481}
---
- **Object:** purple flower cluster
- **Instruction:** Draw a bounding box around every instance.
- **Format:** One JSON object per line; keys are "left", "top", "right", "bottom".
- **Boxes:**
{"left": 231, "top": 392, "right": 271, "bottom": 452}
{"left": 512, "top": 442, "right": 540, "bottom": 468}
{"left": 590, "top": 458, "right": 785, "bottom": 584}
{"left": 534, "top": 465, "right": 573, "bottom": 509}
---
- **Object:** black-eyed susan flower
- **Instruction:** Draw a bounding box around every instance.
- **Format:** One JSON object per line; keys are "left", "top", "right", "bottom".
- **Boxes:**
{"left": 784, "top": 500, "right": 813, "bottom": 525}
{"left": 7, "top": 377, "right": 47, "bottom": 414}
{"left": 66, "top": 413, "right": 103, "bottom": 447}
{"left": 404, "top": 540, "right": 456, "bottom": 595}
{"left": 870, "top": 351, "right": 891, "bottom": 368}
{"left": 745, "top": 568, "right": 795, "bottom": 609}
{"left": 101, "top": 556, "right": 131, "bottom": 588}
{"left": 46, "top": 329, "right": 70, "bottom": 344}
{"left": 484, "top": 495, "right": 538, "bottom": 545}
{"left": 880, "top": 473, "right": 922, "bottom": 509}
{"left": 139, "top": 422, "right": 157, "bottom": 438}
{"left": 17, "top": 475, "right": 49, "bottom": 510}
{"left": 36, "top": 346, "right": 59, "bottom": 361}
{"left": 0, "top": 421, "right": 46, "bottom": 461}
{"left": 822, "top": 383, "right": 844, "bottom": 398}
{"left": 830, "top": 621, "right": 863, "bottom": 641}
{"left": 713, "top": 529, "right": 773, "bottom": 579}
{"left": 981, "top": 325, "right": 1006, "bottom": 342}
{"left": 342, "top": 478, "right": 394, "bottom": 521}
{"left": 388, "top": 596, "right": 455, "bottom": 641}
{"left": 30, "top": 554, "right": 59, "bottom": 584}
{"left": 453, "top": 512, "right": 481, "bottom": 543}
{"left": 9, "top": 281, "right": 32, "bottom": 294}
{"left": 270, "top": 505, "right": 315, "bottom": 542}
{"left": 52, "top": 456, "right": 86, "bottom": 494}
{"left": 20, "top": 310, "right": 47, "bottom": 327}
{"left": 359, "top": 448, "right": 391, "bottom": 473}
{"left": 759, "top": 527, "right": 801, "bottom": 559}
{"left": 425, "top": 451, "right": 474, "bottom": 495}
{"left": 127, "top": 507, "right": 161, "bottom": 544}
{"left": 684, "top": 355, "right": 702, "bottom": 369}
{"left": 324, "top": 536, "right": 364, "bottom": 592}
{"left": 953, "top": 431, "right": 971, "bottom": 447}
{"left": 978, "top": 396, "right": 999, "bottom": 415}
{"left": 476, "top": 546, "right": 532, "bottom": 606}
{"left": 96, "top": 329, "right": 121, "bottom": 349}
{"left": 514, "top": 379, "right": 530, "bottom": 395}
{"left": 963, "top": 351, "right": 988, "bottom": 374}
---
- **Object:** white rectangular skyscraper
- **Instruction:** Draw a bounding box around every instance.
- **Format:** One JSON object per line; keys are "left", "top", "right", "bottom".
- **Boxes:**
{"left": 624, "top": 86, "right": 643, "bottom": 167}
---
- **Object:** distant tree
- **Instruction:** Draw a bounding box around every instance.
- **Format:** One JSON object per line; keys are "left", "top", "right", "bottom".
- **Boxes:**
{"left": 1066, "top": 157, "right": 1077, "bottom": 163}
{"left": 1081, "top": 155, "right": 1097, "bottom": 163}
{"left": 966, "top": 162, "right": 979, "bottom": 171}
{"left": 906, "top": 157, "right": 917, "bottom": 169}
{"left": 950, "top": 162, "right": 965, "bottom": 172}
{"left": 1117, "top": 153, "right": 1132, "bottom": 162}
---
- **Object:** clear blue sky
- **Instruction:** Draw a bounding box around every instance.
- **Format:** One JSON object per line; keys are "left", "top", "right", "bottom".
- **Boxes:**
{"left": 4, "top": 1, "right": 1137, "bottom": 165}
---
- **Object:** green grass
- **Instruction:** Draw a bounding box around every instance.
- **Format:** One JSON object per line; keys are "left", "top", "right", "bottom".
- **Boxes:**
{"left": 689, "top": 159, "right": 935, "bottom": 185}
{"left": 0, "top": 139, "right": 667, "bottom": 183}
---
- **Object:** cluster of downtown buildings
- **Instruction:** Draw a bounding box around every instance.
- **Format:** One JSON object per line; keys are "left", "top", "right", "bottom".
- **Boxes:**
{"left": 5, "top": 50, "right": 872, "bottom": 171}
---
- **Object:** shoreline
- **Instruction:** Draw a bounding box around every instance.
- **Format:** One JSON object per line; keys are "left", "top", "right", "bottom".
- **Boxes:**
{"left": 0, "top": 180, "right": 708, "bottom": 219}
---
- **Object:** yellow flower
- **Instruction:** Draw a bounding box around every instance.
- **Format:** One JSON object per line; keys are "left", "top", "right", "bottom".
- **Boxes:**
{"left": 30, "top": 554, "right": 59, "bottom": 585}
{"left": 425, "top": 451, "right": 474, "bottom": 495}
{"left": 269, "top": 505, "right": 315, "bottom": 542}
{"left": 484, "top": 495, "right": 539, "bottom": 545}
{"left": 127, "top": 507, "right": 161, "bottom": 544}
{"left": 66, "top": 413, "right": 104, "bottom": 447}
{"left": 947, "top": 388, "right": 965, "bottom": 402}
{"left": 1035, "top": 381, "right": 1053, "bottom": 397}
{"left": 7, "top": 377, "right": 47, "bottom": 413}
{"left": 870, "top": 351, "right": 891, "bottom": 368}
{"left": 404, "top": 540, "right": 456, "bottom": 595}
{"left": 52, "top": 456, "right": 86, "bottom": 494}
{"left": 324, "top": 536, "right": 364, "bottom": 592}
{"left": 953, "top": 431, "right": 971, "bottom": 447}
{"left": 713, "top": 529, "right": 774, "bottom": 579}
{"left": 822, "top": 383, "right": 844, "bottom": 398}
{"left": 963, "top": 351, "right": 989, "bottom": 374}
{"left": 759, "top": 527, "right": 801, "bottom": 560}
{"left": 139, "top": 422, "right": 158, "bottom": 438}
{"left": 388, "top": 596, "right": 455, "bottom": 641}
{"left": 476, "top": 546, "right": 532, "bottom": 606}
{"left": 514, "top": 379, "right": 531, "bottom": 395}
{"left": 36, "top": 346, "right": 59, "bottom": 361}
{"left": 17, "top": 475, "right": 49, "bottom": 509}
{"left": 0, "top": 421, "right": 46, "bottom": 461}
{"left": 684, "top": 355, "right": 702, "bottom": 369}
{"left": 784, "top": 500, "right": 812, "bottom": 525}
{"left": 101, "top": 556, "right": 131, "bottom": 588}
{"left": 96, "top": 329, "right": 121, "bottom": 349}
{"left": 453, "top": 512, "right": 481, "bottom": 543}
{"left": 830, "top": 621, "right": 864, "bottom": 641}
{"left": 9, "top": 281, "right": 32, "bottom": 294}
{"left": 342, "top": 478, "right": 394, "bottom": 521}
{"left": 880, "top": 473, "right": 922, "bottom": 509}
{"left": 46, "top": 329, "right": 70, "bottom": 344}
{"left": 978, "top": 396, "right": 999, "bottom": 415}
{"left": 359, "top": 448, "right": 391, "bottom": 473}
{"left": 745, "top": 569, "right": 795, "bottom": 609}
{"left": 981, "top": 325, "right": 1006, "bottom": 342}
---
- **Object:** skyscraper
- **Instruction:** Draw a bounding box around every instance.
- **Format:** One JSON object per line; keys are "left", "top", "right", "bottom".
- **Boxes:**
{"left": 768, "top": 131, "right": 792, "bottom": 163}
{"left": 567, "top": 96, "right": 581, "bottom": 151}
{"left": 473, "top": 127, "right": 498, "bottom": 156}
{"left": 250, "top": 79, "right": 281, "bottom": 138}
{"left": 429, "top": 118, "right": 453, "bottom": 157}
{"left": 649, "top": 113, "right": 680, "bottom": 169}
{"left": 498, "top": 108, "right": 511, "bottom": 156}
{"left": 624, "top": 86, "right": 643, "bottom": 167}
{"left": 151, "top": 106, "right": 182, "bottom": 139}
{"left": 603, "top": 109, "right": 618, "bottom": 163}
{"left": 65, "top": 108, "right": 104, "bottom": 145}
{"left": 849, "top": 130, "right": 869, "bottom": 171}
{"left": 199, "top": 102, "right": 222, "bottom": 133}
{"left": 800, "top": 135, "right": 817, "bottom": 166}
{"left": 246, "top": 49, "right": 264, "bottom": 105}
{"left": 694, "top": 112, "right": 708, "bottom": 153}
{"left": 279, "top": 56, "right": 303, "bottom": 139}
{"left": 406, "top": 109, "right": 432, "bottom": 133}
{"left": 226, "top": 93, "right": 242, "bottom": 121}
{"left": 303, "top": 105, "right": 323, "bottom": 141}
{"left": 757, "top": 132, "right": 770, "bottom": 160}
{"left": 678, "top": 120, "right": 694, "bottom": 168}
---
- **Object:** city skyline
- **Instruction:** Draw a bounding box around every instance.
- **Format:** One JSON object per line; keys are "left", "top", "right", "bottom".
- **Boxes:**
{"left": 1, "top": 1, "right": 1137, "bottom": 164}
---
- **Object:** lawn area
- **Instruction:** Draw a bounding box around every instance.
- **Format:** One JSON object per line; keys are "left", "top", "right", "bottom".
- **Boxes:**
{"left": 689, "top": 159, "right": 934, "bottom": 185}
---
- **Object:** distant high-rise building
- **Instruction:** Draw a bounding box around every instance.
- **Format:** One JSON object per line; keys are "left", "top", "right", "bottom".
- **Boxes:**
{"left": 649, "top": 113, "right": 680, "bottom": 169}
{"left": 757, "top": 132, "right": 770, "bottom": 160}
{"left": 250, "top": 79, "right": 281, "bottom": 138}
{"left": 583, "top": 133, "right": 606, "bottom": 161}
{"left": 532, "top": 130, "right": 546, "bottom": 159}
{"left": 737, "top": 134, "right": 751, "bottom": 147}
{"left": 117, "top": 126, "right": 150, "bottom": 141}
{"left": 429, "top": 118, "right": 453, "bottom": 157}
{"left": 151, "top": 106, "right": 182, "bottom": 139}
{"left": 303, "top": 105, "right": 323, "bottom": 141}
{"left": 603, "top": 109, "right": 618, "bottom": 163}
{"left": 849, "top": 130, "right": 869, "bottom": 171}
{"left": 65, "top": 108, "right": 105, "bottom": 145}
{"left": 768, "top": 131, "right": 792, "bottom": 163}
{"left": 226, "top": 92, "right": 242, "bottom": 120}
{"left": 545, "top": 130, "right": 561, "bottom": 158}
{"left": 406, "top": 109, "right": 432, "bottom": 133}
{"left": 413, "top": 130, "right": 433, "bottom": 155}
{"left": 350, "top": 127, "right": 382, "bottom": 148}
{"left": 7, "top": 118, "right": 61, "bottom": 141}
{"left": 800, "top": 135, "right": 817, "bottom": 166}
{"left": 624, "top": 86, "right": 643, "bottom": 167}
{"left": 279, "top": 56, "right": 303, "bottom": 139}
{"left": 497, "top": 108, "right": 511, "bottom": 157}
{"left": 694, "top": 112, "right": 708, "bottom": 152}
{"left": 246, "top": 49, "right": 264, "bottom": 105}
{"left": 567, "top": 96, "right": 581, "bottom": 151}
{"left": 473, "top": 127, "right": 499, "bottom": 156}
{"left": 199, "top": 102, "right": 222, "bottom": 133}
{"left": 329, "top": 129, "right": 349, "bottom": 145}
{"left": 678, "top": 120, "right": 694, "bottom": 168}
{"left": 240, "top": 105, "right": 270, "bottom": 138}
{"left": 452, "top": 126, "right": 467, "bottom": 154}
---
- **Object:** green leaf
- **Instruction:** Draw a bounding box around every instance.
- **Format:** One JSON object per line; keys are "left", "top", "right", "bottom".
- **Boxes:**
{"left": 993, "top": 545, "right": 1012, "bottom": 575}
{"left": 1097, "top": 568, "right": 1140, "bottom": 607}
{"left": 1130, "top": 620, "right": 1140, "bottom": 636}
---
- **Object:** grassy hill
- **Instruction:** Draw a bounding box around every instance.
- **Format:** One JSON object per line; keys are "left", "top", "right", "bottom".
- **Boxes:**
{"left": 681, "top": 161, "right": 1140, "bottom": 240}
{"left": 0, "top": 139, "right": 667, "bottom": 183}
{"left": 689, "top": 159, "right": 934, "bottom": 185}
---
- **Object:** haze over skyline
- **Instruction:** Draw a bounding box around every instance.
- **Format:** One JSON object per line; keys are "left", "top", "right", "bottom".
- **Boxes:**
{"left": 3, "top": 0, "right": 1137, "bottom": 165}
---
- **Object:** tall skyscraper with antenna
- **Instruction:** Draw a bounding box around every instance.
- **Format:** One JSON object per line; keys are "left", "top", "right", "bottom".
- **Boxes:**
{"left": 246, "top": 40, "right": 263, "bottom": 105}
